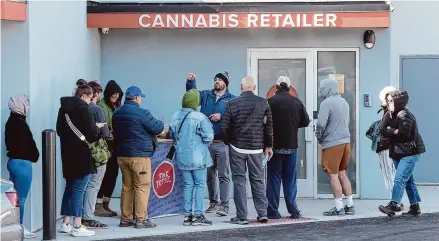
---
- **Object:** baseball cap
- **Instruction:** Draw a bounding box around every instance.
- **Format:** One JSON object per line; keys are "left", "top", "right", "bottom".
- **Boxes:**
{"left": 125, "top": 86, "right": 145, "bottom": 98}
{"left": 276, "top": 76, "right": 291, "bottom": 87}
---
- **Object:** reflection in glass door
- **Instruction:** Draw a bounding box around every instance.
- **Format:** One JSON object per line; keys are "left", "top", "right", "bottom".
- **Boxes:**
{"left": 250, "top": 50, "right": 314, "bottom": 198}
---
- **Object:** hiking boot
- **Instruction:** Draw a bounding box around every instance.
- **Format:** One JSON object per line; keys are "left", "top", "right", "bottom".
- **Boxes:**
{"left": 205, "top": 203, "right": 219, "bottom": 213}
{"left": 230, "top": 217, "right": 249, "bottom": 225}
{"left": 323, "top": 207, "right": 345, "bottom": 216}
{"left": 344, "top": 205, "right": 356, "bottom": 215}
{"left": 216, "top": 206, "right": 229, "bottom": 216}
{"left": 402, "top": 203, "right": 421, "bottom": 217}
{"left": 192, "top": 215, "right": 212, "bottom": 226}
{"left": 257, "top": 216, "right": 269, "bottom": 223}
{"left": 82, "top": 219, "right": 108, "bottom": 229}
{"left": 94, "top": 203, "right": 113, "bottom": 217}
{"left": 103, "top": 201, "right": 118, "bottom": 217}
{"left": 119, "top": 219, "right": 135, "bottom": 228}
{"left": 135, "top": 219, "right": 157, "bottom": 229}
{"left": 395, "top": 203, "right": 404, "bottom": 212}
{"left": 379, "top": 201, "right": 399, "bottom": 216}
{"left": 183, "top": 215, "right": 193, "bottom": 226}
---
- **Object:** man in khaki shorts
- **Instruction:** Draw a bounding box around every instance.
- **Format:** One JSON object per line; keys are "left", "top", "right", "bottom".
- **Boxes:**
{"left": 316, "top": 78, "right": 354, "bottom": 216}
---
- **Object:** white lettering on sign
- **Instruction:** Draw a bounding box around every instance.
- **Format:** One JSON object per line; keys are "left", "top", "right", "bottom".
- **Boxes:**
{"left": 138, "top": 13, "right": 339, "bottom": 28}
{"left": 155, "top": 171, "right": 172, "bottom": 188}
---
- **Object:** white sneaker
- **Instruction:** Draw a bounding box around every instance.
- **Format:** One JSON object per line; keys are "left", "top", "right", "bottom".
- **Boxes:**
{"left": 70, "top": 225, "right": 95, "bottom": 237}
{"left": 60, "top": 223, "right": 72, "bottom": 233}
{"left": 23, "top": 227, "right": 37, "bottom": 239}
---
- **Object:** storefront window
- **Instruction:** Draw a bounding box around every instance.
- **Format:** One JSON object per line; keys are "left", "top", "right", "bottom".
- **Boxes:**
{"left": 317, "top": 51, "right": 357, "bottom": 194}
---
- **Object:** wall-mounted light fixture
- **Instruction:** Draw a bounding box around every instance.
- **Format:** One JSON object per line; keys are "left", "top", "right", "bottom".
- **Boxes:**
{"left": 363, "top": 30, "right": 376, "bottom": 49}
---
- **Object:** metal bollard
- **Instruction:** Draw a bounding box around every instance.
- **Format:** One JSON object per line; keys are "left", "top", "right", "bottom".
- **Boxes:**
{"left": 42, "top": 130, "right": 56, "bottom": 241}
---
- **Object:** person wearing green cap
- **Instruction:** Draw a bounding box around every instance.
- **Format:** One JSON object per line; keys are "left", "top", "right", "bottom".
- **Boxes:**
{"left": 170, "top": 89, "right": 215, "bottom": 226}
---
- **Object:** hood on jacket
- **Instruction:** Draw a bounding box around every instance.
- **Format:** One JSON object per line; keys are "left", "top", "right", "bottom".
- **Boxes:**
{"left": 379, "top": 86, "right": 397, "bottom": 104}
{"left": 319, "top": 78, "right": 339, "bottom": 100}
{"left": 182, "top": 89, "right": 200, "bottom": 110}
{"left": 388, "top": 90, "right": 409, "bottom": 113}
{"left": 103, "top": 80, "right": 124, "bottom": 109}
{"left": 60, "top": 96, "right": 88, "bottom": 113}
{"left": 8, "top": 94, "right": 30, "bottom": 117}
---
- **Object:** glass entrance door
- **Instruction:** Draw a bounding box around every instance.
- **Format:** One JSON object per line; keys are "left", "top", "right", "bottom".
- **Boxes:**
{"left": 249, "top": 50, "right": 314, "bottom": 198}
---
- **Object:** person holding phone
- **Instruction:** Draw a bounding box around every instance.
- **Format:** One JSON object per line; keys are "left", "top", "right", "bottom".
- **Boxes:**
{"left": 221, "top": 76, "right": 273, "bottom": 225}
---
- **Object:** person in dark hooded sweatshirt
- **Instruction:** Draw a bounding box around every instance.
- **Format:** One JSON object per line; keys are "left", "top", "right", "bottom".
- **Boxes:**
{"left": 378, "top": 90, "right": 425, "bottom": 217}
{"left": 96, "top": 80, "right": 124, "bottom": 217}
{"left": 56, "top": 82, "right": 101, "bottom": 237}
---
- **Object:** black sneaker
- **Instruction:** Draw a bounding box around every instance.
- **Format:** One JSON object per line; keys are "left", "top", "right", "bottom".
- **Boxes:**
{"left": 257, "top": 216, "right": 269, "bottom": 223}
{"left": 344, "top": 205, "right": 356, "bottom": 215}
{"left": 401, "top": 203, "right": 421, "bottom": 217}
{"left": 135, "top": 219, "right": 157, "bottom": 229}
{"left": 216, "top": 206, "right": 229, "bottom": 216}
{"left": 230, "top": 217, "right": 249, "bottom": 225}
{"left": 192, "top": 215, "right": 212, "bottom": 226}
{"left": 119, "top": 219, "right": 135, "bottom": 227}
{"left": 206, "top": 203, "right": 219, "bottom": 213}
{"left": 183, "top": 215, "right": 193, "bottom": 226}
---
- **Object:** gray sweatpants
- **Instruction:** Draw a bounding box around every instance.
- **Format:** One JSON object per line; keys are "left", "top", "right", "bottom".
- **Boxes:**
{"left": 207, "top": 142, "right": 230, "bottom": 207}
{"left": 229, "top": 146, "right": 268, "bottom": 220}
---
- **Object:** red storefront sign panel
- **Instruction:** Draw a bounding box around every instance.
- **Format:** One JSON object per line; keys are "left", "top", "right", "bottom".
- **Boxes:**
{"left": 0, "top": 0, "right": 27, "bottom": 21}
{"left": 87, "top": 12, "right": 389, "bottom": 29}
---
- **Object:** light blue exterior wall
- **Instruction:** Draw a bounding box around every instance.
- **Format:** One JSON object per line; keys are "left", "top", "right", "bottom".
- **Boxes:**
{"left": 390, "top": 1, "right": 439, "bottom": 88}
{"left": 1, "top": 0, "right": 101, "bottom": 230}
{"left": 1, "top": 18, "right": 30, "bottom": 227}
{"left": 101, "top": 28, "right": 391, "bottom": 199}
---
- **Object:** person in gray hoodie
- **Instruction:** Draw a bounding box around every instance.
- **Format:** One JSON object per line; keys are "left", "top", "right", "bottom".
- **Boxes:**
{"left": 316, "top": 78, "right": 354, "bottom": 216}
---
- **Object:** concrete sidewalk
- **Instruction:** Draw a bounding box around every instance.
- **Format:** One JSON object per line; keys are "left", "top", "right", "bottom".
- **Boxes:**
{"left": 36, "top": 186, "right": 439, "bottom": 241}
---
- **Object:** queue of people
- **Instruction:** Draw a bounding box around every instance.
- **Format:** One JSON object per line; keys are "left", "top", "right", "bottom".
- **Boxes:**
{"left": 3, "top": 71, "right": 425, "bottom": 238}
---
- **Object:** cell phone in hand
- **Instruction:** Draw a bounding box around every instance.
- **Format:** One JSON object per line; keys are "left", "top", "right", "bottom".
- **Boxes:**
{"left": 262, "top": 155, "right": 269, "bottom": 167}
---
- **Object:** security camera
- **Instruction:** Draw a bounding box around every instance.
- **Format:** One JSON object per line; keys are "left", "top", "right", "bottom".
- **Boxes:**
{"left": 101, "top": 28, "right": 110, "bottom": 35}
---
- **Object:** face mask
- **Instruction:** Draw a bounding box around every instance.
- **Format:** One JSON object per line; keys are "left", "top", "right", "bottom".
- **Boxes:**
{"left": 388, "top": 102, "right": 395, "bottom": 112}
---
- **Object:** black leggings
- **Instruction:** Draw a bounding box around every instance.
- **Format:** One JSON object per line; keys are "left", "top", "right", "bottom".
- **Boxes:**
{"left": 97, "top": 155, "right": 119, "bottom": 199}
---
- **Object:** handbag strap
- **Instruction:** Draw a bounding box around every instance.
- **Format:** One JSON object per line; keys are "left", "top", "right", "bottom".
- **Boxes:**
{"left": 178, "top": 111, "right": 192, "bottom": 135}
{"left": 65, "top": 114, "right": 90, "bottom": 145}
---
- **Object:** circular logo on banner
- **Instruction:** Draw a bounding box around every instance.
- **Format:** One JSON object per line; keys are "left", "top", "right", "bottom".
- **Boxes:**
{"left": 152, "top": 161, "right": 175, "bottom": 198}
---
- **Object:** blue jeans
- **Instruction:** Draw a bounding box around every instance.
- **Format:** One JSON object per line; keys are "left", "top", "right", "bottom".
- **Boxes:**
{"left": 392, "top": 155, "right": 422, "bottom": 205}
{"left": 266, "top": 151, "right": 301, "bottom": 219}
{"left": 61, "top": 174, "right": 91, "bottom": 218}
{"left": 182, "top": 168, "right": 207, "bottom": 217}
{"left": 7, "top": 159, "right": 33, "bottom": 224}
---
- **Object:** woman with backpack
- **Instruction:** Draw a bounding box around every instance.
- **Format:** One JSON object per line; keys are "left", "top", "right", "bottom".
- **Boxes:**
{"left": 56, "top": 81, "right": 101, "bottom": 237}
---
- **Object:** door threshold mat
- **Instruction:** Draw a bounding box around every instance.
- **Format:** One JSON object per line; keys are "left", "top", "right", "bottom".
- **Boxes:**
{"left": 223, "top": 217, "right": 315, "bottom": 225}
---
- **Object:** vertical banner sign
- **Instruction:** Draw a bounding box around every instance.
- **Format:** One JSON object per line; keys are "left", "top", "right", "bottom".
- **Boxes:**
{"left": 148, "top": 143, "right": 184, "bottom": 218}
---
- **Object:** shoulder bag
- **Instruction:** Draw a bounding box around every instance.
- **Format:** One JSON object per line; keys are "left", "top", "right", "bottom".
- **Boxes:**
{"left": 65, "top": 114, "right": 111, "bottom": 167}
{"left": 166, "top": 111, "right": 192, "bottom": 160}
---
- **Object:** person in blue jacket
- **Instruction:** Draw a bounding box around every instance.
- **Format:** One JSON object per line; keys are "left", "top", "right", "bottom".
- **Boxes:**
{"left": 186, "top": 71, "right": 236, "bottom": 216}
{"left": 112, "top": 86, "right": 164, "bottom": 229}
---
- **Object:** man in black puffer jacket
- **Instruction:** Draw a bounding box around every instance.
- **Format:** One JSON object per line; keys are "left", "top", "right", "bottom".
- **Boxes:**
{"left": 221, "top": 76, "right": 273, "bottom": 225}
{"left": 378, "top": 90, "right": 425, "bottom": 217}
